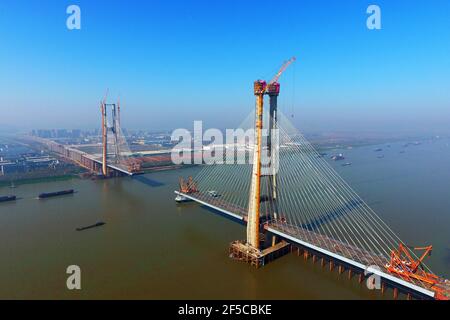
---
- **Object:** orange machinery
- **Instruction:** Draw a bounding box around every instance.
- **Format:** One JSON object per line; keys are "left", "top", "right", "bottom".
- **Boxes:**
{"left": 386, "top": 244, "right": 450, "bottom": 300}
{"left": 179, "top": 176, "right": 198, "bottom": 194}
{"left": 123, "top": 158, "right": 143, "bottom": 173}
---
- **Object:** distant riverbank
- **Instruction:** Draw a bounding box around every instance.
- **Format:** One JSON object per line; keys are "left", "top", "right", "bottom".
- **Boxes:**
{"left": 0, "top": 174, "right": 78, "bottom": 188}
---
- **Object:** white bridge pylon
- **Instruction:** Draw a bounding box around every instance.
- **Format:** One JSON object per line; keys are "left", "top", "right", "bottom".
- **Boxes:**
{"left": 98, "top": 96, "right": 140, "bottom": 176}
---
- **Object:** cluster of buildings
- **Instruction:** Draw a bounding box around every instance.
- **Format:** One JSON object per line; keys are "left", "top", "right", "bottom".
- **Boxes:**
{"left": 31, "top": 129, "right": 86, "bottom": 139}
{"left": 30, "top": 129, "right": 174, "bottom": 149}
{"left": 127, "top": 131, "right": 174, "bottom": 148}
{"left": 0, "top": 153, "right": 59, "bottom": 176}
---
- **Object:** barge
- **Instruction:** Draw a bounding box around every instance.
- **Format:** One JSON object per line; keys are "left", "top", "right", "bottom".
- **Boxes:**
{"left": 0, "top": 195, "right": 16, "bottom": 203}
{"left": 76, "top": 222, "right": 105, "bottom": 231}
{"left": 38, "top": 189, "right": 74, "bottom": 199}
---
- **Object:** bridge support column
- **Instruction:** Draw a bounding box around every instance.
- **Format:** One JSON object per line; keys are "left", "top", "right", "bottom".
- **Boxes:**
{"left": 339, "top": 265, "right": 344, "bottom": 275}
{"left": 393, "top": 288, "right": 399, "bottom": 300}
{"left": 229, "top": 81, "right": 267, "bottom": 265}
{"left": 101, "top": 102, "right": 108, "bottom": 176}
{"left": 267, "top": 87, "right": 279, "bottom": 248}
{"left": 229, "top": 240, "right": 290, "bottom": 268}
{"left": 245, "top": 80, "right": 265, "bottom": 250}
{"left": 348, "top": 269, "right": 352, "bottom": 280}
{"left": 111, "top": 103, "right": 121, "bottom": 163}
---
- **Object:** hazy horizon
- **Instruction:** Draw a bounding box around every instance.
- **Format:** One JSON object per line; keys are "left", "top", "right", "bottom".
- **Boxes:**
{"left": 1, "top": 0, "right": 449, "bottom": 135}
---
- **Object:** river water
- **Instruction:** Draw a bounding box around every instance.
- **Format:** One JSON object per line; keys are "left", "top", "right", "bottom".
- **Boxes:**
{"left": 0, "top": 138, "right": 449, "bottom": 299}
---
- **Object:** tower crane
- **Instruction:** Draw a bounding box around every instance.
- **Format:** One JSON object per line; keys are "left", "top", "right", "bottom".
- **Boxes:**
{"left": 246, "top": 57, "right": 297, "bottom": 249}
{"left": 269, "top": 57, "right": 296, "bottom": 84}
{"left": 266, "top": 56, "right": 296, "bottom": 95}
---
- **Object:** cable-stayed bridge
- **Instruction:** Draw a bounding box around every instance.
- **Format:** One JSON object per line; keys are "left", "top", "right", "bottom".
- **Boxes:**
{"left": 97, "top": 96, "right": 142, "bottom": 176}
{"left": 26, "top": 97, "right": 142, "bottom": 177}
{"left": 175, "top": 75, "right": 450, "bottom": 300}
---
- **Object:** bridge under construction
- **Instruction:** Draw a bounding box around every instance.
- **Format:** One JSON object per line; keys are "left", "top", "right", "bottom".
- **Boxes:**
{"left": 175, "top": 58, "right": 450, "bottom": 300}
{"left": 27, "top": 93, "right": 143, "bottom": 177}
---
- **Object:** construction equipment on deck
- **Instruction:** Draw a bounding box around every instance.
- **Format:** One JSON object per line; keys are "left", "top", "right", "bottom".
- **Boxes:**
{"left": 124, "top": 158, "right": 142, "bottom": 173}
{"left": 386, "top": 243, "right": 450, "bottom": 300}
{"left": 179, "top": 176, "right": 198, "bottom": 194}
{"left": 265, "top": 56, "right": 296, "bottom": 95}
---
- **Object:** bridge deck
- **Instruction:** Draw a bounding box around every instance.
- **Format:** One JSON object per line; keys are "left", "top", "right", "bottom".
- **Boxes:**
{"left": 175, "top": 190, "right": 439, "bottom": 299}
{"left": 91, "top": 158, "right": 135, "bottom": 176}
{"left": 266, "top": 221, "right": 387, "bottom": 268}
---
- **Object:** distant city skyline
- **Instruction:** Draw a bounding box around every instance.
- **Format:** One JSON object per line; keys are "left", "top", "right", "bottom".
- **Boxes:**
{"left": 1, "top": 0, "right": 449, "bottom": 135}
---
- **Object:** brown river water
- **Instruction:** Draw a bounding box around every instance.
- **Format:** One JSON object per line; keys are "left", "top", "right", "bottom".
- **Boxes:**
{"left": 0, "top": 139, "right": 449, "bottom": 299}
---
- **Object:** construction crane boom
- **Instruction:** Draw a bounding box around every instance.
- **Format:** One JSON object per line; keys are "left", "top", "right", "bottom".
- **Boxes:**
{"left": 102, "top": 88, "right": 109, "bottom": 105}
{"left": 268, "top": 56, "right": 296, "bottom": 85}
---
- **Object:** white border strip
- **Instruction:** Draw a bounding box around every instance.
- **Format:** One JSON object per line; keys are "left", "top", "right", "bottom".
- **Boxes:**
{"left": 175, "top": 191, "right": 245, "bottom": 221}
{"left": 267, "top": 227, "right": 435, "bottom": 298}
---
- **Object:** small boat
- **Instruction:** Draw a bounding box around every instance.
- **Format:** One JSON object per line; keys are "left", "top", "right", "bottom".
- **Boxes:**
{"left": 76, "top": 222, "right": 106, "bottom": 231}
{"left": 38, "top": 189, "right": 74, "bottom": 199}
{"left": 175, "top": 194, "right": 192, "bottom": 203}
{"left": 0, "top": 195, "right": 16, "bottom": 203}
{"left": 377, "top": 155, "right": 385, "bottom": 159}
{"left": 374, "top": 148, "right": 383, "bottom": 152}
{"left": 331, "top": 154, "right": 345, "bottom": 161}
{"left": 207, "top": 190, "right": 219, "bottom": 198}
{"left": 342, "top": 162, "right": 352, "bottom": 167}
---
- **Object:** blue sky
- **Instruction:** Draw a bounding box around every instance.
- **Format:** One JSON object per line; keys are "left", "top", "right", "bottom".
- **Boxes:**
{"left": 0, "top": 0, "right": 449, "bottom": 134}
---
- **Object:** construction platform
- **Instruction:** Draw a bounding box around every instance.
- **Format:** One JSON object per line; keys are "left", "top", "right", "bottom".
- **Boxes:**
{"left": 229, "top": 240, "right": 291, "bottom": 268}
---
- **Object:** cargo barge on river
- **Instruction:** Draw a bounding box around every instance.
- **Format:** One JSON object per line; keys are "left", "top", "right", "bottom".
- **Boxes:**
{"left": 0, "top": 195, "right": 16, "bottom": 203}
{"left": 38, "top": 189, "right": 74, "bottom": 199}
